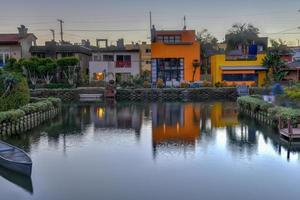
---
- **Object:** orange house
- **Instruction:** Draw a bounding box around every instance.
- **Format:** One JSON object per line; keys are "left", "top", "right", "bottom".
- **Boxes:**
{"left": 151, "top": 27, "right": 200, "bottom": 83}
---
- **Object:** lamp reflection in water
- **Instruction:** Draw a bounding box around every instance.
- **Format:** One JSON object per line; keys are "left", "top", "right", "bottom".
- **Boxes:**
{"left": 96, "top": 107, "right": 105, "bottom": 120}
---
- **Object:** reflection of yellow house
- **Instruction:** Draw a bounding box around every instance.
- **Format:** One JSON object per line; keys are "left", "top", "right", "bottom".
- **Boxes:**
{"left": 152, "top": 104, "right": 200, "bottom": 145}
{"left": 210, "top": 53, "right": 267, "bottom": 87}
{"left": 210, "top": 102, "right": 239, "bottom": 128}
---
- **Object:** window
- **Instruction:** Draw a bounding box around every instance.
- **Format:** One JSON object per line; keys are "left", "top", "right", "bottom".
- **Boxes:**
{"left": 146, "top": 60, "right": 151, "bottom": 64}
{"left": 116, "top": 55, "right": 131, "bottom": 68}
{"left": 222, "top": 74, "right": 258, "bottom": 81}
{"left": 145, "top": 48, "right": 151, "bottom": 53}
{"left": 103, "top": 55, "right": 114, "bottom": 61}
{"left": 93, "top": 72, "right": 105, "bottom": 81}
{"left": 157, "top": 35, "right": 181, "bottom": 44}
{"left": 0, "top": 52, "right": 10, "bottom": 67}
{"left": 156, "top": 58, "right": 184, "bottom": 82}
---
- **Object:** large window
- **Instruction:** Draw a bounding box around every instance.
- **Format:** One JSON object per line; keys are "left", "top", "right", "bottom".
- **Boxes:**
{"left": 116, "top": 55, "right": 131, "bottom": 68}
{"left": 0, "top": 52, "right": 10, "bottom": 67}
{"left": 156, "top": 35, "right": 181, "bottom": 44}
{"left": 156, "top": 58, "right": 183, "bottom": 82}
{"left": 222, "top": 73, "right": 258, "bottom": 81}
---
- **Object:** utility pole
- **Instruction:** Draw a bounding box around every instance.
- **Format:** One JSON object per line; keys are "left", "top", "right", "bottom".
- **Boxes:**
{"left": 57, "top": 19, "right": 64, "bottom": 42}
{"left": 50, "top": 29, "right": 55, "bottom": 41}
{"left": 183, "top": 16, "right": 187, "bottom": 30}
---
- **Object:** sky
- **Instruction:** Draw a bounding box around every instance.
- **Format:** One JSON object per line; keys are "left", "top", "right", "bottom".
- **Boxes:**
{"left": 0, "top": 0, "right": 299, "bottom": 46}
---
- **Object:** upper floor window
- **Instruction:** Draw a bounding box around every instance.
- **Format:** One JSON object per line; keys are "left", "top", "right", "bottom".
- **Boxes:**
{"left": 156, "top": 35, "right": 181, "bottom": 44}
{"left": 116, "top": 55, "right": 131, "bottom": 68}
{"left": 103, "top": 55, "right": 114, "bottom": 61}
{"left": 145, "top": 48, "right": 151, "bottom": 53}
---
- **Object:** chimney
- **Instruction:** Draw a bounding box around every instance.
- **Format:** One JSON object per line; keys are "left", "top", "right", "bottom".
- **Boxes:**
{"left": 18, "top": 25, "right": 28, "bottom": 38}
{"left": 116, "top": 38, "right": 124, "bottom": 48}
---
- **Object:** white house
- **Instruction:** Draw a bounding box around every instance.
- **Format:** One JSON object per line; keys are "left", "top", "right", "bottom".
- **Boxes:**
{"left": 89, "top": 46, "right": 140, "bottom": 83}
{"left": 0, "top": 25, "right": 37, "bottom": 67}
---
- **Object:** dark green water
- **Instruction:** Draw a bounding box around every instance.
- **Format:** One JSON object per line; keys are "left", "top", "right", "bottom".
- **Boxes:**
{"left": 0, "top": 101, "right": 300, "bottom": 200}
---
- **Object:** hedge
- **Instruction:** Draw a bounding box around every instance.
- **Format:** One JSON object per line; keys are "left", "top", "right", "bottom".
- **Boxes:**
{"left": 0, "top": 97, "right": 61, "bottom": 123}
{"left": 237, "top": 95, "right": 300, "bottom": 125}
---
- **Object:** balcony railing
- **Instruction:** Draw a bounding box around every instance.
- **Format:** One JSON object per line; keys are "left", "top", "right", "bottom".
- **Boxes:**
{"left": 116, "top": 61, "right": 131, "bottom": 68}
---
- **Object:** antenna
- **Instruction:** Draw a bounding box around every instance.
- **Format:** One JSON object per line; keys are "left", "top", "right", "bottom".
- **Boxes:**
{"left": 183, "top": 16, "right": 187, "bottom": 30}
{"left": 50, "top": 29, "right": 55, "bottom": 41}
{"left": 57, "top": 19, "right": 64, "bottom": 42}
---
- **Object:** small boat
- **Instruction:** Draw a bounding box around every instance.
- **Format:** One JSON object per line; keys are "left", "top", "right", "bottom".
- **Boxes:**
{"left": 0, "top": 141, "right": 32, "bottom": 176}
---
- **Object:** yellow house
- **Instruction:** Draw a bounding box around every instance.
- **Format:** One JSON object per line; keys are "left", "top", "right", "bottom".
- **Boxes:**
{"left": 210, "top": 53, "right": 267, "bottom": 87}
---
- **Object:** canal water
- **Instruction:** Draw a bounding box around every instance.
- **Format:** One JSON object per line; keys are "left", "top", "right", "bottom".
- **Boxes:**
{"left": 0, "top": 101, "right": 300, "bottom": 200}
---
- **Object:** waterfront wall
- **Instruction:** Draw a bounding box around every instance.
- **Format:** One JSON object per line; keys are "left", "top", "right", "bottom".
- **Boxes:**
{"left": 30, "top": 87, "right": 267, "bottom": 101}
{"left": 0, "top": 108, "right": 60, "bottom": 135}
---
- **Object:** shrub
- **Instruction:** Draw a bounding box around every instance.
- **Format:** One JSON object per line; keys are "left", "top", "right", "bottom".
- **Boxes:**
{"left": 47, "top": 97, "right": 61, "bottom": 107}
{"left": 143, "top": 80, "right": 151, "bottom": 88}
{"left": 0, "top": 73, "right": 30, "bottom": 111}
{"left": 203, "top": 80, "right": 212, "bottom": 87}
{"left": 45, "top": 83, "right": 72, "bottom": 89}
{"left": 237, "top": 96, "right": 273, "bottom": 112}
{"left": 156, "top": 79, "right": 164, "bottom": 88}
{"left": 285, "top": 87, "right": 300, "bottom": 99}
{"left": 180, "top": 82, "right": 189, "bottom": 88}
{"left": 0, "top": 109, "right": 25, "bottom": 123}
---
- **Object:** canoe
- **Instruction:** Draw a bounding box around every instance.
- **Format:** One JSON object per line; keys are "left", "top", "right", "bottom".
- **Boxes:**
{"left": 0, "top": 141, "right": 32, "bottom": 176}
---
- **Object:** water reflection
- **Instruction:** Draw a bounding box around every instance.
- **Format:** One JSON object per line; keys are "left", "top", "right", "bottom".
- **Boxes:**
{"left": 0, "top": 166, "right": 33, "bottom": 194}
{"left": 1, "top": 101, "right": 300, "bottom": 197}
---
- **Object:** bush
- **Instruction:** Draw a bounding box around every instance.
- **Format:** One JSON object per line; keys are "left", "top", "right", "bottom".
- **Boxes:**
{"left": 47, "top": 97, "right": 61, "bottom": 107}
{"left": 0, "top": 109, "right": 25, "bottom": 123}
{"left": 180, "top": 82, "right": 189, "bottom": 88}
{"left": 156, "top": 79, "right": 164, "bottom": 88}
{"left": 143, "top": 80, "right": 151, "bottom": 88}
{"left": 237, "top": 96, "right": 273, "bottom": 112}
{"left": 0, "top": 73, "right": 30, "bottom": 111}
{"left": 285, "top": 87, "right": 300, "bottom": 99}
{"left": 203, "top": 80, "right": 212, "bottom": 87}
{"left": 45, "top": 83, "right": 72, "bottom": 89}
{"left": 268, "top": 106, "right": 300, "bottom": 125}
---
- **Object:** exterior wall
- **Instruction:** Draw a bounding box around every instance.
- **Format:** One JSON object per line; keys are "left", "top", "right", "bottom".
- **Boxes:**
{"left": 125, "top": 43, "right": 151, "bottom": 72}
{"left": 210, "top": 53, "right": 267, "bottom": 87}
{"left": 284, "top": 70, "right": 299, "bottom": 81}
{"left": 0, "top": 45, "right": 22, "bottom": 60}
{"left": 151, "top": 41, "right": 200, "bottom": 82}
{"left": 89, "top": 52, "right": 140, "bottom": 82}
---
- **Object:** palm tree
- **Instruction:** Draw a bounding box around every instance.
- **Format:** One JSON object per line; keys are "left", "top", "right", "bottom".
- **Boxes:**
{"left": 262, "top": 54, "right": 287, "bottom": 83}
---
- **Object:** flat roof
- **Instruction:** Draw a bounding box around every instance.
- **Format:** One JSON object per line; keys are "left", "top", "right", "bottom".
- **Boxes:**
{"left": 221, "top": 66, "right": 268, "bottom": 71}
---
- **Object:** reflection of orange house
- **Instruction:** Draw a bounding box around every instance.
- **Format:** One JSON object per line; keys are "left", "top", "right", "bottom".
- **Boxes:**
{"left": 152, "top": 103, "right": 201, "bottom": 145}
{"left": 210, "top": 102, "right": 239, "bottom": 128}
{"left": 151, "top": 27, "right": 200, "bottom": 83}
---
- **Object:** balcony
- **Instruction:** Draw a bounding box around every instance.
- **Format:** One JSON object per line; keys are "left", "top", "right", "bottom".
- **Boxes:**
{"left": 116, "top": 61, "right": 131, "bottom": 68}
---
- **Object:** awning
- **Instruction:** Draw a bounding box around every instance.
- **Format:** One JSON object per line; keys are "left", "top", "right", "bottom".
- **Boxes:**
{"left": 221, "top": 66, "right": 268, "bottom": 71}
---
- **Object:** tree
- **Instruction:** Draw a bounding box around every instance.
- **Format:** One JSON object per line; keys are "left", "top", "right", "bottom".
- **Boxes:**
{"left": 262, "top": 54, "right": 287, "bottom": 83}
{"left": 225, "top": 23, "right": 260, "bottom": 51}
{"left": 197, "top": 29, "right": 219, "bottom": 80}
{"left": 21, "top": 57, "right": 40, "bottom": 87}
{"left": 3, "top": 58, "right": 23, "bottom": 73}
{"left": 38, "top": 58, "right": 57, "bottom": 84}
{"left": 192, "top": 59, "right": 201, "bottom": 82}
{"left": 57, "top": 57, "right": 80, "bottom": 85}
{"left": 269, "top": 39, "right": 291, "bottom": 55}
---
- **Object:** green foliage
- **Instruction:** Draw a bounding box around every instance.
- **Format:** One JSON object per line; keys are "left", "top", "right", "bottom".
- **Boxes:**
{"left": 238, "top": 96, "right": 300, "bottom": 125}
{"left": 226, "top": 23, "right": 260, "bottom": 51}
{"left": 262, "top": 54, "right": 287, "bottom": 83}
{"left": 143, "top": 80, "right": 151, "bottom": 88}
{"left": 57, "top": 57, "right": 80, "bottom": 85}
{"left": 3, "top": 58, "right": 23, "bottom": 73}
{"left": 0, "top": 73, "right": 30, "bottom": 111}
{"left": 0, "top": 98, "right": 61, "bottom": 123}
{"left": 285, "top": 87, "right": 300, "bottom": 99}
{"left": 45, "top": 83, "right": 72, "bottom": 89}
{"left": 156, "top": 79, "right": 164, "bottom": 88}
{"left": 0, "top": 109, "right": 25, "bottom": 123}
{"left": 237, "top": 96, "right": 273, "bottom": 112}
